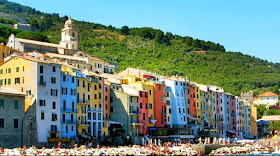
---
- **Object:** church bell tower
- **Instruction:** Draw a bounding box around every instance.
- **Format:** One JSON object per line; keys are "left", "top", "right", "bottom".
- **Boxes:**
{"left": 60, "top": 16, "right": 78, "bottom": 50}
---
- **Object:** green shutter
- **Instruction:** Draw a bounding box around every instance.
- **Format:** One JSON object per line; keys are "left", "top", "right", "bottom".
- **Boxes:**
{"left": 14, "top": 100, "right": 18, "bottom": 109}
{"left": 0, "top": 99, "right": 4, "bottom": 108}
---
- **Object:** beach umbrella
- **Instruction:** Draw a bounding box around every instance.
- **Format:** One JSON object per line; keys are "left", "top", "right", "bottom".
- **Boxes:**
{"left": 228, "top": 137, "right": 230, "bottom": 144}
{"left": 154, "top": 139, "right": 157, "bottom": 145}
{"left": 158, "top": 139, "right": 161, "bottom": 146}
{"left": 208, "top": 137, "right": 211, "bottom": 144}
{"left": 142, "top": 137, "right": 145, "bottom": 145}
{"left": 198, "top": 137, "right": 202, "bottom": 144}
{"left": 223, "top": 137, "right": 226, "bottom": 144}
{"left": 204, "top": 137, "right": 207, "bottom": 144}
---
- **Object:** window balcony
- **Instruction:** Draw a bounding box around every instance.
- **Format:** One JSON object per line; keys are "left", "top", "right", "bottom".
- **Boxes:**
{"left": 39, "top": 81, "right": 46, "bottom": 86}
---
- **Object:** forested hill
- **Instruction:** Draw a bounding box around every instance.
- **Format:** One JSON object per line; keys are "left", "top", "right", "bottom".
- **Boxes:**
{"left": 0, "top": 0, "right": 280, "bottom": 95}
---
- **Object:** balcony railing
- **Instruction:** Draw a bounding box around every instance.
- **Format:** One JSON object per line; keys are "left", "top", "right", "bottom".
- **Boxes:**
{"left": 62, "top": 108, "right": 77, "bottom": 113}
{"left": 39, "top": 81, "right": 46, "bottom": 86}
{"left": 231, "top": 113, "right": 236, "bottom": 117}
{"left": 77, "top": 100, "right": 90, "bottom": 104}
{"left": 88, "top": 108, "right": 103, "bottom": 112}
{"left": 78, "top": 120, "right": 88, "bottom": 125}
{"left": 129, "top": 110, "right": 139, "bottom": 115}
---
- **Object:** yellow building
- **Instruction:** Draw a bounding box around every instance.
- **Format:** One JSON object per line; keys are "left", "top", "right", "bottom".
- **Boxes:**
{"left": 0, "top": 45, "right": 12, "bottom": 63}
{"left": 123, "top": 75, "right": 155, "bottom": 126}
{"left": 250, "top": 105, "right": 258, "bottom": 136}
{"left": 195, "top": 86, "right": 201, "bottom": 124}
{"left": 76, "top": 77, "right": 90, "bottom": 135}
{"left": 0, "top": 56, "right": 38, "bottom": 110}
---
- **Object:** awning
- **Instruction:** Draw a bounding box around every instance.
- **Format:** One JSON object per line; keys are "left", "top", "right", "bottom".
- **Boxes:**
{"left": 108, "top": 120, "right": 123, "bottom": 126}
{"left": 227, "top": 130, "right": 236, "bottom": 133}
{"left": 187, "top": 116, "right": 198, "bottom": 120}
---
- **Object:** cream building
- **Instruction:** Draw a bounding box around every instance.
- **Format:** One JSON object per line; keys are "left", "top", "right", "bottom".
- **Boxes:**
{"left": 256, "top": 92, "right": 279, "bottom": 106}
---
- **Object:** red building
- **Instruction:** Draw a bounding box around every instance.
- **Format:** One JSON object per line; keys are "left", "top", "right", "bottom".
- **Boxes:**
{"left": 230, "top": 95, "right": 237, "bottom": 134}
{"left": 139, "top": 90, "right": 149, "bottom": 135}
{"left": 190, "top": 85, "right": 196, "bottom": 118}
{"left": 153, "top": 83, "right": 166, "bottom": 127}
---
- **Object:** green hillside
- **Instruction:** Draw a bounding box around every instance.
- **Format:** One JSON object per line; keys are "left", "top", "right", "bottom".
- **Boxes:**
{"left": 0, "top": 0, "right": 280, "bottom": 95}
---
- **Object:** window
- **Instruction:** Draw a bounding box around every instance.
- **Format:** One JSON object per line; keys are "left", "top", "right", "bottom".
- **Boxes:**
{"left": 15, "top": 77, "right": 20, "bottom": 84}
{"left": 140, "top": 103, "right": 142, "bottom": 109}
{"left": 0, "top": 79, "right": 2, "bottom": 85}
{"left": 77, "top": 79, "right": 80, "bottom": 87}
{"left": 98, "top": 113, "right": 101, "bottom": 120}
{"left": 14, "top": 100, "right": 18, "bottom": 109}
{"left": 145, "top": 103, "right": 148, "bottom": 109}
{"left": 143, "top": 113, "right": 145, "bottom": 120}
{"left": 130, "top": 96, "right": 133, "bottom": 102}
{"left": 51, "top": 77, "right": 56, "bottom": 84}
{"left": 51, "top": 89, "right": 58, "bottom": 96}
{"left": 52, "top": 102, "right": 56, "bottom": 109}
{"left": 40, "top": 66, "right": 43, "bottom": 74}
{"left": 72, "top": 77, "right": 75, "bottom": 83}
{"left": 140, "top": 92, "right": 142, "bottom": 97}
{"left": 8, "top": 68, "right": 11, "bottom": 73}
{"left": 105, "top": 96, "right": 108, "bottom": 101}
{"left": 16, "top": 67, "right": 19, "bottom": 72}
{"left": 23, "top": 66, "right": 24, "bottom": 72}
{"left": 66, "top": 126, "right": 68, "bottom": 133}
{"left": 63, "top": 101, "right": 66, "bottom": 111}
{"left": 83, "top": 80, "right": 85, "bottom": 88}
{"left": 0, "top": 118, "right": 4, "bottom": 128}
{"left": 110, "top": 106, "right": 113, "bottom": 112}
{"left": 149, "top": 103, "right": 152, "bottom": 109}
{"left": 94, "top": 85, "right": 97, "bottom": 90}
{"left": 8, "top": 78, "right": 11, "bottom": 85}
{"left": 0, "top": 69, "right": 2, "bottom": 74}
{"left": 88, "top": 83, "right": 90, "bottom": 92}
{"left": 63, "top": 76, "right": 66, "bottom": 82}
{"left": 41, "top": 112, "right": 45, "bottom": 120}
{"left": 159, "top": 85, "right": 161, "bottom": 90}
{"left": 149, "top": 90, "right": 151, "bottom": 95}
{"left": 14, "top": 119, "right": 18, "bottom": 128}
{"left": 161, "top": 96, "right": 163, "bottom": 101}
{"left": 52, "top": 67, "right": 56, "bottom": 72}
{"left": 39, "top": 100, "right": 46, "bottom": 106}
{"left": 99, "top": 93, "right": 101, "bottom": 99}
{"left": 52, "top": 114, "right": 57, "bottom": 121}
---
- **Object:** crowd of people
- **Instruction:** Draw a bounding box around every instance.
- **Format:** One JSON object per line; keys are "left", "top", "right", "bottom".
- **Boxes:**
{"left": 0, "top": 142, "right": 200, "bottom": 155}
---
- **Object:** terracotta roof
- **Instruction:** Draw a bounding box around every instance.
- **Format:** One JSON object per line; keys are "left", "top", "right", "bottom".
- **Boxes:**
{"left": 253, "top": 97, "right": 259, "bottom": 100}
{"left": 258, "top": 92, "right": 278, "bottom": 97}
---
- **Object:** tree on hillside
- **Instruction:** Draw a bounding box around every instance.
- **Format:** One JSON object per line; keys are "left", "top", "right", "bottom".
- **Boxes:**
{"left": 272, "top": 85, "right": 279, "bottom": 94}
{"left": 257, "top": 104, "right": 267, "bottom": 119}
{"left": 121, "top": 26, "right": 129, "bottom": 35}
{"left": 16, "top": 31, "right": 49, "bottom": 42}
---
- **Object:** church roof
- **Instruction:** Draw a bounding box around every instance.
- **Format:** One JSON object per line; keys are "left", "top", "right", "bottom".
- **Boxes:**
{"left": 16, "top": 38, "right": 60, "bottom": 48}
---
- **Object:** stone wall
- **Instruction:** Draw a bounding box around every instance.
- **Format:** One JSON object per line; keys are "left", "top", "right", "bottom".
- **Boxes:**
{"left": 0, "top": 94, "right": 25, "bottom": 148}
{"left": 23, "top": 100, "right": 39, "bottom": 147}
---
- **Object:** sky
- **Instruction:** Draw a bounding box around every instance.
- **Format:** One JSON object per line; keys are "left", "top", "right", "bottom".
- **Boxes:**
{"left": 8, "top": 0, "right": 280, "bottom": 63}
